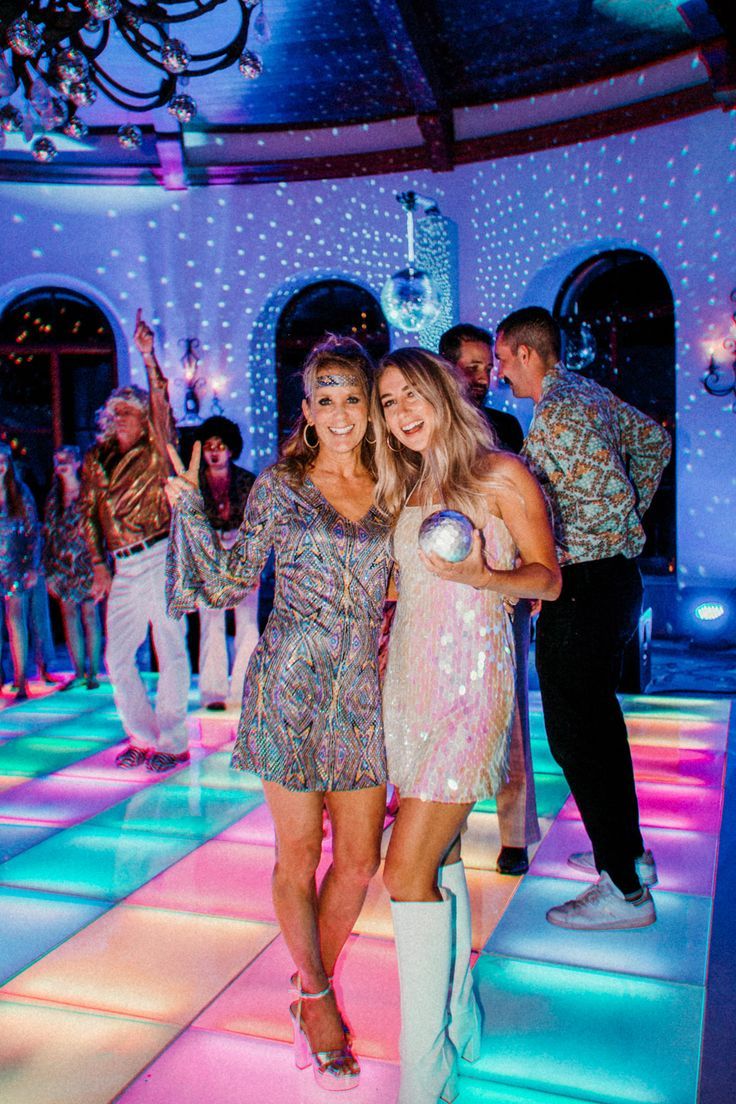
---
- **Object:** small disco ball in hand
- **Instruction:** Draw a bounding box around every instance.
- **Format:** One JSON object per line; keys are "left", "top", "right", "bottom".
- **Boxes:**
{"left": 418, "top": 510, "right": 474, "bottom": 563}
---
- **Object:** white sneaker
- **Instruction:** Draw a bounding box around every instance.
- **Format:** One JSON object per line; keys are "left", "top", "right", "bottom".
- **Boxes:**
{"left": 547, "top": 872, "right": 656, "bottom": 930}
{"left": 567, "top": 849, "right": 658, "bottom": 887}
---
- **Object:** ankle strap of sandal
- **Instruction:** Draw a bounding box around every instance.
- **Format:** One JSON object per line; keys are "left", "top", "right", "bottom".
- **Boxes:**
{"left": 298, "top": 982, "right": 331, "bottom": 1001}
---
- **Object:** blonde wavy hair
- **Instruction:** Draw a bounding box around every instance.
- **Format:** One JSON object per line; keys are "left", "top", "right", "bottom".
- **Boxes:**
{"left": 275, "top": 335, "right": 377, "bottom": 486}
{"left": 95, "top": 385, "right": 151, "bottom": 445}
{"left": 371, "top": 347, "right": 499, "bottom": 526}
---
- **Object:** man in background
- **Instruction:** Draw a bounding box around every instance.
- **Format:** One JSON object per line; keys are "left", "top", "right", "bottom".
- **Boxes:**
{"left": 495, "top": 305, "right": 671, "bottom": 929}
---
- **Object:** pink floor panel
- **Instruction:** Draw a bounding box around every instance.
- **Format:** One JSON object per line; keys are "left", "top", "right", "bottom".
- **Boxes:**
{"left": 194, "top": 930, "right": 402, "bottom": 1062}
{"left": 116, "top": 1029, "right": 401, "bottom": 1104}
{"left": 557, "top": 778, "right": 724, "bottom": 833}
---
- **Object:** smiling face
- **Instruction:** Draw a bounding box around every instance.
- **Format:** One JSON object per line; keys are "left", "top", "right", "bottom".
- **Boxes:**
{"left": 302, "top": 372, "right": 369, "bottom": 458}
{"left": 378, "top": 364, "right": 437, "bottom": 454}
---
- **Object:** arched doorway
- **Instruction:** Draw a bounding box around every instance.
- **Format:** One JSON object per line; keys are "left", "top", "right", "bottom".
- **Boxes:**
{"left": 275, "top": 280, "right": 389, "bottom": 442}
{"left": 0, "top": 286, "right": 117, "bottom": 499}
{"left": 555, "top": 250, "right": 676, "bottom": 575}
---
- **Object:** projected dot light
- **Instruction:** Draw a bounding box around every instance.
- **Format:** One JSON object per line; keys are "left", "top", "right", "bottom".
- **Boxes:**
{"left": 0, "top": 107, "right": 734, "bottom": 579}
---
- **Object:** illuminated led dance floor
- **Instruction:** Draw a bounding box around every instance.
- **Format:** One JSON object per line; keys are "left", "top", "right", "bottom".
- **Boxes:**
{"left": 0, "top": 678, "right": 729, "bottom": 1104}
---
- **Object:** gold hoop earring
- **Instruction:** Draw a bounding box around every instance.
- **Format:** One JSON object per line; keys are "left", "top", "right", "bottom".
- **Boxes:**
{"left": 387, "top": 433, "right": 401, "bottom": 453}
{"left": 303, "top": 423, "right": 319, "bottom": 450}
{"left": 364, "top": 422, "right": 376, "bottom": 446}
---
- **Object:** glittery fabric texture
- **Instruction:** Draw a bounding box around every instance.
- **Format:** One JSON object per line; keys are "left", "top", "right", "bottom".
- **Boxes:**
{"left": 383, "top": 506, "right": 516, "bottom": 804}
{"left": 43, "top": 492, "right": 94, "bottom": 602}
{"left": 167, "top": 468, "right": 391, "bottom": 791}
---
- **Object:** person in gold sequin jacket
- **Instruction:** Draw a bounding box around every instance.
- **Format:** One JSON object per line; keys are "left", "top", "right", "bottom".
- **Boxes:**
{"left": 79, "top": 310, "right": 191, "bottom": 772}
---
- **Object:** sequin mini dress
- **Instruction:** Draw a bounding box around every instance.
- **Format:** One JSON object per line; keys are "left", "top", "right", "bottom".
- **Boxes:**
{"left": 167, "top": 468, "right": 392, "bottom": 792}
{"left": 382, "top": 506, "right": 516, "bottom": 804}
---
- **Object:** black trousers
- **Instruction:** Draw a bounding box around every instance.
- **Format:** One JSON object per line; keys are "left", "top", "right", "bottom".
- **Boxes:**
{"left": 536, "top": 555, "right": 644, "bottom": 895}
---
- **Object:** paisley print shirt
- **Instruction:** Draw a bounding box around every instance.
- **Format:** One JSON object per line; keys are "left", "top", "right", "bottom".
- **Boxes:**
{"left": 523, "top": 366, "right": 671, "bottom": 565}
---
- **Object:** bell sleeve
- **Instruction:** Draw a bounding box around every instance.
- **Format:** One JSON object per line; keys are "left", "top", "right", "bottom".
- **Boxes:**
{"left": 166, "top": 467, "right": 277, "bottom": 618}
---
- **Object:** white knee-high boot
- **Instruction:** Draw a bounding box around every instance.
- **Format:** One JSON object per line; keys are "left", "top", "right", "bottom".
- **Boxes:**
{"left": 439, "top": 860, "right": 482, "bottom": 1063}
{"left": 390, "top": 890, "right": 458, "bottom": 1104}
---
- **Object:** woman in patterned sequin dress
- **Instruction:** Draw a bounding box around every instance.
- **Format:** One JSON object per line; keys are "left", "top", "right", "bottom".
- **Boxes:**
{"left": 43, "top": 446, "right": 102, "bottom": 691}
{"left": 372, "top": 348, "right": 560, "bottom": 1104}
{"left": 166, "top": 338, "right": 391, "bottom": 1091}
{"left": 0, "top": 443, "right": 39, "bottom": 702}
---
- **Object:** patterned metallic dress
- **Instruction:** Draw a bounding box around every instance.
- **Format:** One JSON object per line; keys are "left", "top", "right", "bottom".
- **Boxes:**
{"left": 167, "top": 467, "right": 392, "bottom": 791}
{"left": 43, "top": 493, "right": 94, "bottom": 603}
{"left": 382, "top": 506, "right": 516, "bottom": 804}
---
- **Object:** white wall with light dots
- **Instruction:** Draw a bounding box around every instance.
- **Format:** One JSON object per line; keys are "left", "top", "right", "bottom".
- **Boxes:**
{"left": 1, "top": 106, "right": 734, "bottom": 591}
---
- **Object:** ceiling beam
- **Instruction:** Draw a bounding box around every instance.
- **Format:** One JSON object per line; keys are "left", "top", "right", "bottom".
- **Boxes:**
{"left": 365, "top": 0, "right": 454, "bottom": 171}
{"left": 677, "top": 1, "right": 736, "bottom": 106}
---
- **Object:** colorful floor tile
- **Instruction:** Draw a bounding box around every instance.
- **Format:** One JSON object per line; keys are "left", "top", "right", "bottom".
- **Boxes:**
{"left": 0, "top": 681, "right": 729, "bottom": 1104}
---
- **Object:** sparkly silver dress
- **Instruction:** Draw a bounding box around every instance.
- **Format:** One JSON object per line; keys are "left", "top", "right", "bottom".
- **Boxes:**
{"left": 382, "top": 506, "right": 516, "bottom": 804}
{"left": 167, "top": 468, "right": 392, "bottom": 791}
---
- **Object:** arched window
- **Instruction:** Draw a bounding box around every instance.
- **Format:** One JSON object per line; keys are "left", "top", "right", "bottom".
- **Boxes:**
{"left": 275, "top": 280, "right": 389, "bottom": 441}
{"left": 555, "top": 250, "right": 676, "bottom": 575}
{"left": 0, "top": 287, "right": 117, "bottom": 498}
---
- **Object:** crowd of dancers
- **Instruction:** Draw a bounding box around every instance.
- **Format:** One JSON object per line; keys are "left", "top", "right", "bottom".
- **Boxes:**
{"left": 0, "top": 306, "right": 671, "bottom": 1103}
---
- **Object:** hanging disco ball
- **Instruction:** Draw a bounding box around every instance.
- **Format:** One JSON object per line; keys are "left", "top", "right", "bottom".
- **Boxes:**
{"left": 63, "top": 115, "right": 88, "bottom": 140}
{"left": 238, "top": 50, "right": 263, "bottom": 79}
{"left": 85, "top": 0, "right": 120, "bottom": 20}
{"left": 418, "top": 510, "right": 474, "bottom": 563}
{"left": 32, "top": 136, "right": 57, "bottom": 162}
{"left": 381, "top": 268, "right": 441, "bottom": 332}
{"left": 565, "top": 320, "right": 597, "bottom": 371}
{"left": 0, "top": 104, "right": 23, "bottom": 132}
{"left": 54, "top": 48, "right": 88, "bottom": 84}
{"left": 7, "top": 17, "right": 42, "bottom": 56}
{"left": 118, "top": 123, "right": 143, "bottom": 149}
{"left": 161, "top": 39, "right": 190, "bottom": 74}
{"left": 68, "top": 79, "right": 97, "bottom": 107}
{"left": 168, "top": 93, "right": 197, "bottom": 122}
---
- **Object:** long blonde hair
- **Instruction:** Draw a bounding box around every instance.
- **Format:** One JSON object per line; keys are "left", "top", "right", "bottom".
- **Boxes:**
{"left": 371, "top": 347, "right": 499, "bottom": 525}
{"left": 275, "top": 335, "right": 377, "bottom": 486}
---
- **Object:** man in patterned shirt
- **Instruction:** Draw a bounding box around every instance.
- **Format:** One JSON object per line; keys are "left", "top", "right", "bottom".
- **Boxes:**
{"left": 495, "top": 306, "right": 671, "bottom": 930}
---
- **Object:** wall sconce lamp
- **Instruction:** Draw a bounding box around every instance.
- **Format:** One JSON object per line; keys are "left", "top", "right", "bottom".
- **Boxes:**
{"left": 177, "top": 337, "right": 206, "bottom": 425}
{"left": 702, "top": 288, "right": 736, "bottom": 412}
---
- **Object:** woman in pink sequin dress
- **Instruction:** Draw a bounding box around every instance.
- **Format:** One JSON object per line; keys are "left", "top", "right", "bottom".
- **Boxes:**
{"left": 372, "top": 348, "right": 560, "bottom": 1104}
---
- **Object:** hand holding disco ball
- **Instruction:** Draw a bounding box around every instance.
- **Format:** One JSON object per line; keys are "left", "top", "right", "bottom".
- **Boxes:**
{"left": 418, "top": 509, "right": 497, "bottom": 589}
{"left": 418, "top": 510, "right": 474, "bottom": 562}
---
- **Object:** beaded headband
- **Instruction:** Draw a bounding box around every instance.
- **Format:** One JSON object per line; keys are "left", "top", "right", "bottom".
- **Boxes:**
{"left": 315, "top": 373, "right": 360, "bottom": 388}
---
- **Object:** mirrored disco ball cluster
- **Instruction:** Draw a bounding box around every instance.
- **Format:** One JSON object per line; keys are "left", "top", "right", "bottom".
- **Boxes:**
{"left": 1, "top": 1, "right": 265, "bottom": 161}
{"left": 418, "top": 510, "right": 474, "bottom": 563}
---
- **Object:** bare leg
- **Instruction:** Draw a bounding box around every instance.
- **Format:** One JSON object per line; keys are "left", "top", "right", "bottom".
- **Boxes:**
{"left": 5, "top": 594, "right": 29, "bottom": 695}
{"left": 262, "top": 781, "right": 346, "bottom": 1055}
{"left": 319, "top": 784, "right": 386, "bottom": 976}
{"left": 60, "top": 600, "right": 84, "bottom": 676}
{"left": 384, "top": 797, "right": 473, "bottom": 901}
{"left": 81, "top": 599, "right": 102, "bottom": 678}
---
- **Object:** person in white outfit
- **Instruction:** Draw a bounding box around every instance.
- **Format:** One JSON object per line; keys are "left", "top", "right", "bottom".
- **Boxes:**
{"left": 80, "top": 309, "right": 191, "bottom": 773}
{"left": 194, "top": 416, "right": 258, "bottom": 710}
